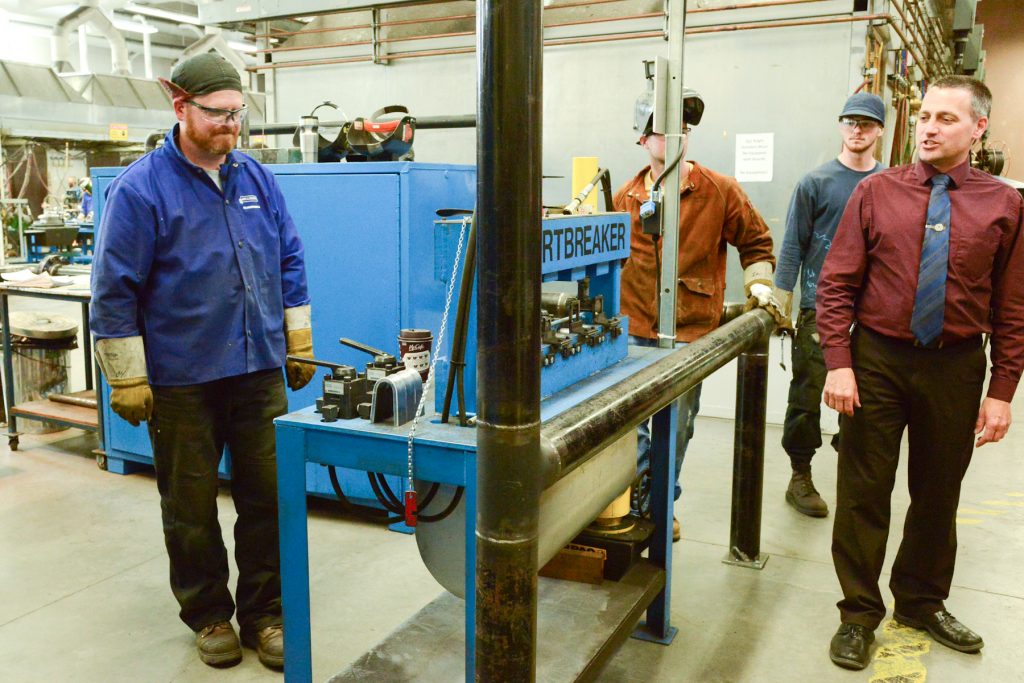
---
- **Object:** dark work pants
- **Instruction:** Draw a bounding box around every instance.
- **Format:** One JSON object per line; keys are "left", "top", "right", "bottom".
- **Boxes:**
{"left": 832, "top": 327, "right": 984, "bottom": 630}
{"left": 782, "top": 308, "right": 828, "bottom": 471}
{"left": 149, "top": 368, "right": 288, "bottom": 637}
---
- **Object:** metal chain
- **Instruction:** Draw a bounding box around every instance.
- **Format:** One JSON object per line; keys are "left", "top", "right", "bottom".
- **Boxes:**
{"left": 407, "top": 213, "right": 471, "bottom": 493}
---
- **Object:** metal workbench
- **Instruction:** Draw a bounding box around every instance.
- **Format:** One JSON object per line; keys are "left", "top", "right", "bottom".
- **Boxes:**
{"left": 275, "top": 344, "right": 680, "bottom": 682}
{"left": 0, "top": 283, "right": 103, "bottom": 455}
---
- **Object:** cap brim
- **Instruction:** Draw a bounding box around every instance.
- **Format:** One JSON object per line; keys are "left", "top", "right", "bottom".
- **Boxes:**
{"left": 839, "top": 108, "right": 884, "bottom": 124}
{"left": 158, "top": 77, "right": 191, "bottom": 101}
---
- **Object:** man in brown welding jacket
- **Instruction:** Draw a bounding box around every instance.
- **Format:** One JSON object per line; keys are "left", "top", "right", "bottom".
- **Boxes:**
{"left": 616, "top": 83, "right": 780, "bottom": 542}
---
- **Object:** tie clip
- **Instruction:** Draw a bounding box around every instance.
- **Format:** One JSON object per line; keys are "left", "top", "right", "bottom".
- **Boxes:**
{"left": 927, "top": 223, "right": 946, "bottom": 232}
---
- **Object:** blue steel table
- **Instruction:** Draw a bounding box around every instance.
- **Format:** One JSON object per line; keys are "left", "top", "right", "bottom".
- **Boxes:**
{"left": 276, "top": 345, "right": 680, "bottom": 682}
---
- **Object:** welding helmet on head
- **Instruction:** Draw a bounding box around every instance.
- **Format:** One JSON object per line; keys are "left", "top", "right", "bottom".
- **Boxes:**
{"left": 633, "top": 87, "right": 705, "bottom": 140}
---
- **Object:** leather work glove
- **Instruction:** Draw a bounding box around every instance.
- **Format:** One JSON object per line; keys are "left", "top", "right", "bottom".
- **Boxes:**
{"left": 285, "top": 305, "right": 316, "bottom": 391}
{"left": 96, "top": 336, "right": 153, "bottom": 426}
{"left": 742, "top": 263, "right": 794, "bottom": 333}
{"left": 770, "top": 286, "right": 795, "bottom": 335}
{"left": 108, "top": 378, "right": 154, "bottom": 427}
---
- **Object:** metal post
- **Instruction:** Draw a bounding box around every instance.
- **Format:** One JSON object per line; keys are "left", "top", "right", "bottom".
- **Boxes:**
{"left": 656, "top": 0, "right": 687, "bottom": 349}
{"left": 723, "top": 328, "right": 769, "bottom": 569}
{"left": 474, "top": 0, "right": 543, "bottom": 681}
{"left": 298, "top": 116, "right": 318, "bottom": 163}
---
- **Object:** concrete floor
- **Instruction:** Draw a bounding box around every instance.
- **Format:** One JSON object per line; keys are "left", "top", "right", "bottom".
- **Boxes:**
{"left": 1, "top": 400, "right": 1022, "bottom": 682}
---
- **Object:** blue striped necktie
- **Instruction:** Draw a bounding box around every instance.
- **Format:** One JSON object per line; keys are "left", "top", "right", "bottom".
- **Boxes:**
{"left": 910, "top": 173, "right": 952, "bottom": 346}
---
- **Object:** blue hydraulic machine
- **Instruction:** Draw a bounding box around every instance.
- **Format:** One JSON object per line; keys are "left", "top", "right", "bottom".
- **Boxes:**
{"left": 92, "top": 162, "right": 474, "bottom": 506}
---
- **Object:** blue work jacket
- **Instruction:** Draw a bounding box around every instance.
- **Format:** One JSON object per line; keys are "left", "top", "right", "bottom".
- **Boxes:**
{"left": 91, "top": 125, "right": 309, "bottom": 386}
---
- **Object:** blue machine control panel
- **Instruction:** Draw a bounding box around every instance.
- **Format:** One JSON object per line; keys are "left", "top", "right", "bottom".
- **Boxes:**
{"left": 432, "top": 212, "right": 630, "bottom": 417}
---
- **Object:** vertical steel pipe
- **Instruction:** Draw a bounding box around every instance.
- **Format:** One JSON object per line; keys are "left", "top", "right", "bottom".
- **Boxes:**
{"left": 474, "top": 0, "right": 543, "bottom": 680}
{"left": 726, "top": 327, "right": 770, "bottom": 569}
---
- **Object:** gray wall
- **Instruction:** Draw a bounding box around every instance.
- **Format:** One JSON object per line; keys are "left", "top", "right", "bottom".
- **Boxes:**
{"left": 271, "top": 7, "right": 879, "bottom": 424}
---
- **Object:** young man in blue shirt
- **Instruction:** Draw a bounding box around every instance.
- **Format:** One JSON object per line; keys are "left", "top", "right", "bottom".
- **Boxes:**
{"left": 773, "top": 93, "right": 885, "bottom": 517}
{"left": 91, "top": 53, "right": 315, "bottom": 670}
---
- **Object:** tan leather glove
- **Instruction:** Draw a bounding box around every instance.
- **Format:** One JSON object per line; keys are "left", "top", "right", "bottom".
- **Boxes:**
{"left": 285, "top": 305, "right": 315, "bottom": 391}
{"left": 96, "top": 336, "right": 153, "bottom": 426}
{"left": 742, "top": 263, "right": 794, "bottom": 333}
{"left": 108, "top": 378, "right": 154, "bottom": 427}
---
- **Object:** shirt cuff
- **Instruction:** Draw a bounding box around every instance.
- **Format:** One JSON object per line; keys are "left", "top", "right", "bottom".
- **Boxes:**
{"left": 823, "top": 346, "right": 852, "bottom": 370}
{"left": 986, "top": 376, "right": 1018, "bottom": 403}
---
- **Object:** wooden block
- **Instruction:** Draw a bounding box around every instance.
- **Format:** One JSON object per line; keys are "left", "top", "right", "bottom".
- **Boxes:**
{"left": 539, "top": 543, "right": 607, "bottom": 585}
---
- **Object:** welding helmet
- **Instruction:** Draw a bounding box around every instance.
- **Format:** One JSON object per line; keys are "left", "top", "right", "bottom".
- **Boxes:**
{"left": 634, "top": 87, "right": 705, "bottom": 140}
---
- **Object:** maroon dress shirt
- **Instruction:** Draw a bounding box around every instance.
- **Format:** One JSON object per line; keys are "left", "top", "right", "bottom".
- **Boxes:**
{"left": 817, "top": 159, "right": 1024, "bottom": 402}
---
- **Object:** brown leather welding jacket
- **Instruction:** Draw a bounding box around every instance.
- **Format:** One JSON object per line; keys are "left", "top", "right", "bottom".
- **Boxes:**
{"left": 615, "top": 162, "right": 776, "bottom": 342}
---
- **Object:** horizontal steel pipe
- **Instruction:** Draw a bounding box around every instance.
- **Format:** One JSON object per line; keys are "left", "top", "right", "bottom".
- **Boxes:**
{"left": 539, "top": 307, "right": 775, "bottom": 488}
{"left": 245, "top": 114, "right": 475, "bottom": 136}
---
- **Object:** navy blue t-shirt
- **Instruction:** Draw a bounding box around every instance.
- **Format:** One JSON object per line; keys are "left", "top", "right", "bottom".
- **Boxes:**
{"left": 775, "top": 158, "right": 882, "bottom": 310}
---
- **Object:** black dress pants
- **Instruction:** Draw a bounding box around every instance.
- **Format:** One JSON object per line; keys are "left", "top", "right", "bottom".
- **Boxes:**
{"left": 832, "top": 326, "right": 985, "bottom": 630}
{"left": 148, "top": 368, "right": 288, "bottom": 636}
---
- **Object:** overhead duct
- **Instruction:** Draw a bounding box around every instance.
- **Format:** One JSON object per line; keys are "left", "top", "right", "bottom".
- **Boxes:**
{"left": 52, "top": 0, "right": 131, "bottom": 76}
{"left": 179, "top": 27, "right": 250, "bottom": 76}
{"left": 132, "top": 15, "right": 153, "bottom": 79}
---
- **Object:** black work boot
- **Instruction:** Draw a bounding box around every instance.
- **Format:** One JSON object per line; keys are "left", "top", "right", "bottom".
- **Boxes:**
{"left": 196, "top": 621, "right": 242, "bottom": 667}
{"left": 786, "top": 469, "right": 829, "bottom": 517}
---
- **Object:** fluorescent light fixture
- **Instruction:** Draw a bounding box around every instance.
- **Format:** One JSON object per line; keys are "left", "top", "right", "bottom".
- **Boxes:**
{"left": 113, "top": 19, "right": 159, "bottom": 34}
{"left": 123, "top": 1, "right": 201, "bottom": 26}
{"left": 226, "top": 40, "right": 256, "bottom": 53}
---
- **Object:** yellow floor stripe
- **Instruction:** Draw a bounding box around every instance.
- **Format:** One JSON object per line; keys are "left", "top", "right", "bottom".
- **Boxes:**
{"left": 958, "top": 507, "right": 1005, "bottom": 516}
{"left": 956, "top": 518, "right": 982, "bottom": 525}
{"left": 981, "top": 500, "right": 1024, "bottom": 507}
{"left": 869, "top": 619, "right": 929, "bottom": 683}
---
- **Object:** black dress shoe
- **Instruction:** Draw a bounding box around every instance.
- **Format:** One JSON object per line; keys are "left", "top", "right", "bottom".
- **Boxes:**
{"left": 894, "top": 610, "right": 984, "bottom": 653}
{"left": 829, "top": 623, "right": 874, "bottom": 670}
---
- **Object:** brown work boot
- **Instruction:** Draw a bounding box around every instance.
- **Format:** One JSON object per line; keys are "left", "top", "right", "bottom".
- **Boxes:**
{"left": 196, "top": 621, "right": 242, "bottom": 667}
{"left": 243, "top": 624, "right": 284, "bottom": 669}
{"left": 672, "top": 516, "right": 680, "bottom": 543}
{"left": 786, "top": 470, "right": 829, "bottom": 517}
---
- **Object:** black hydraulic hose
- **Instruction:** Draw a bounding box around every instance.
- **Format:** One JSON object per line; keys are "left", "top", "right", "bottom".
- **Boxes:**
{"left": 371, "top": 472, "right": 404, "bottom": 510}
{"left": 652, "top": 233, "right": 662, "bottom": 330}
{"left": 327, "top": 465, "right": 401, "bottom": 523}
{"left": 417, "top": 485, "right": 465, "bottom": 523}
{"left": 367, "top": 471, "right": 404, "bottom": 515}
{"left": 370, "top": 468, "right": 462, "bottom": 524}
{"left": 441, "top": 214, "right": 477, "bottom": 425}
{"left": 651, "top": 144, "right": 686, "bottom": 195}
{"left": 599, "top": 168, "right": 614, "bottom": 212}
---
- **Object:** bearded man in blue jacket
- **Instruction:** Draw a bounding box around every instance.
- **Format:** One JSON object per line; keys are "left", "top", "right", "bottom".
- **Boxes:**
{"left": 91, "top": 53, "right": 315, "bottom": 670}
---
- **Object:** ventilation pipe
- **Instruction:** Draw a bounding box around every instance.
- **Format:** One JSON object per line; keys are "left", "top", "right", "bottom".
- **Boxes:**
{"left": 77, "top": 25, "right": 89, "bottom": 73}
{"left": 133, "top": 14, "right": 153, "bottom": 79}
{"left": 52, "top": 0, "right": 131, "bottom": 75}
{"left": 179, "top": 27, "right": 248, "bottom": 78}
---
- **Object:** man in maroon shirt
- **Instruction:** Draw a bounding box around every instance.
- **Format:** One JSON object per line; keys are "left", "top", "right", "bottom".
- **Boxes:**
{"left": 817, "top": 76, "right": 1024, "bottom": 670}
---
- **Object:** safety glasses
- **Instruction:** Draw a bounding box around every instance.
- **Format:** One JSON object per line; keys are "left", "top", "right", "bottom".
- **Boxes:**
{"left": 188, "top": 100, "right": 248, "bottom": 125}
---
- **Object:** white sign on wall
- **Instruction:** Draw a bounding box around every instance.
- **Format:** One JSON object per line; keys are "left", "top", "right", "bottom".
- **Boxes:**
{"left": 735, "top": 133, "right": 775, "bottom": 182}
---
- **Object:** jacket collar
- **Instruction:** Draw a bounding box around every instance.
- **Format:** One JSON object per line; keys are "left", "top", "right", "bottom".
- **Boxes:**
{"left": 630, "top": 160, "right": 702, "bottom": 198}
